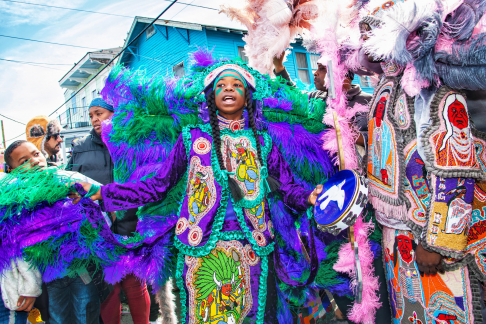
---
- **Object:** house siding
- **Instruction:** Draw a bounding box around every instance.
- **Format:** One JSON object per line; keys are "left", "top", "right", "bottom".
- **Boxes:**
{"left": 121, "top": 20, "right": 370, "bottom": 93}
{"left": 127, "top": 26, "right": 207, "bottom": 76}
{"left": 206, "top": 29, "right": 245, "bottom": 61}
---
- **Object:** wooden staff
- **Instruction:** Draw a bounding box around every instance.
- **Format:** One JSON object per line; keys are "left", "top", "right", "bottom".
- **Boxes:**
{"left": 330, "top": 62, "right": 362, "bottom": 303}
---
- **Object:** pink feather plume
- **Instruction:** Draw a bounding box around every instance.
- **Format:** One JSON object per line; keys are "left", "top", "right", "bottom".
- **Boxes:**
{"left": 305, "top": 0, "right": 369, "bottom": 170}
{"left": 333, "top": 216, "right": 382, "bottom": 324}
{"left": 220, "top": 0, "right": 322, "bottom": 75}
{"left": 322, "top": 103, "right": 367, "bottom": 170}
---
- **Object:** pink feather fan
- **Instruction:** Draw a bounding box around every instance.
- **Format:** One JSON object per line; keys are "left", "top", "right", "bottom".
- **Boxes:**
{"left": 333, "top": 215, "right": 382, "bottom": 324}
{"left": 311, "top": 2, "right": 381, "bottom": 323}
{"left": 220, "top": 0, "right": 321, "bottom": 75}
{"left": 309, "top": 0, "right": 365, "bottom": 170}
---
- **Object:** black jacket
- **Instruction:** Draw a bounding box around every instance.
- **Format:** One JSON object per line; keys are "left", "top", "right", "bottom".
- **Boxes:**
{"left": 66, "top": 128, "right": 138, "bottom": 236}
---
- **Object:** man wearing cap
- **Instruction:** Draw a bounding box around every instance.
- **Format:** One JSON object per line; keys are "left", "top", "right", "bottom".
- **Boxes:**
{"left": 66, "top": 98, "right": 152, "bottom": 324}
{"left": 26, "top": 116, "right": 63, "bottom": 165}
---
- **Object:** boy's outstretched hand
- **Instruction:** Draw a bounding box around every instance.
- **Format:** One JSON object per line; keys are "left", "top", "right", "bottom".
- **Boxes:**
{"left": 307, "top": 185, "right": 323, "bottom": 206}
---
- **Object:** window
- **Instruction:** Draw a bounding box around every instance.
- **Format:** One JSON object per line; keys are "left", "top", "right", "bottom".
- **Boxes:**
{"left": 237, "top": 46, "right": 249, "bottom": 62}
{"left": 92, "top": 90, "right": 97, "bottom": 100}
{"left": 81, "top": 97, "right": 87, "bottom": 114}
{"left": 173, "top": 61, "right": 185, "bottom": 78}
{"left": 70, "top": 95, "right": 77, "bottom": 114}
{"left": 295, "top": 52, "right": 311, "bottom": 84}
{"left": 146, "top": 25, "right": 156, "bottom": 40}
{"left": 309, "top": 54, "right": 320, "bottom": 74}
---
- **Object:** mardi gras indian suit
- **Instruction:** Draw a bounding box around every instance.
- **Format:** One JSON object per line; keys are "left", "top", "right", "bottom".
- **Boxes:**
{"left": 360, "top": 0, "right": 486, "bottom": 323}
{"left": 95, "top": 52, "right": 338, "bottom": 324}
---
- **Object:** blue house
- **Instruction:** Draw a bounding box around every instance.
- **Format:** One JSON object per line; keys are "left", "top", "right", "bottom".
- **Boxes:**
{"left": 119, "top": 17, "right": 374, "bottom": 94}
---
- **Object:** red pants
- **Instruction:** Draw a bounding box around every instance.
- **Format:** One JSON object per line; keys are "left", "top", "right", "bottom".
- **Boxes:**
{"left": 100, "top": 275, "right": 150, "bottom": 324}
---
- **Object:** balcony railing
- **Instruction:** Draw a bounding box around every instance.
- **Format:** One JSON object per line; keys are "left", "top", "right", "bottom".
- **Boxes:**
{"left": 58, "top": 107, "right": 91, "bottom": 129}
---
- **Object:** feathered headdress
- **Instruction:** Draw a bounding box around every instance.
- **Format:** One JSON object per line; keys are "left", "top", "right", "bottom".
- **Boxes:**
{"left": 435, "top": 0, "right": 486, "bottom": 90}
{"left": 362, "top": 0, "right": 486, "bottom": 93}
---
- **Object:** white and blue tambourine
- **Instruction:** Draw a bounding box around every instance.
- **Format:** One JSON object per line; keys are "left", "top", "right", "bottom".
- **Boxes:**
{"left": 314, "top": 169, "right": 368, "bottom": 236}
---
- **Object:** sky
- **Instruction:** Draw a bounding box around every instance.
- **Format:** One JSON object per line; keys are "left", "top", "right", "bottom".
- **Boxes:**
{"left": 0, "top": 0, "right": 245, "bottom": 147}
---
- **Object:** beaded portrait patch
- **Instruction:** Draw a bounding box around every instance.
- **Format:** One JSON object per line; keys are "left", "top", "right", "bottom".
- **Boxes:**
{"left": 403, "top": 141, "right": 430, "bottom": 230}
{"left": 185, "top": 240, "right": 255, "bottom": 324}
{"left": 186, "top": 156, "right": 217, "bottom": 226}
{"left": 466, "top": 131, "right": 486, "bottom": 277}
{"left": 367, "top": 77, "right": 407, "bottom": 218}
{"left": 221, "top": 135, "right": 262, "bottom": 202}
{"left": 383, "top": 227, "right": 474, "bottom": 324}
{"left": 244, "top": 201, "right": 266, "bottom": 232}
{"left": 425, "top": 175, "right": 475, "bottom": 257}
{"left": 422, "top": 87, "right": 483, "bottom": 179}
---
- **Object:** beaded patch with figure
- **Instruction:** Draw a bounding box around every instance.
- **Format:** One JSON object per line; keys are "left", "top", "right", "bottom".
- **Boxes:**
{"left": 382, "top": 227, "right": 474, "bottom": 324}
{"left": 466, "top": 130, "right": 486, "bottom": 278}
{"left": 422, "top": 87, "right": 483, "bottom": 179}
{"left": 367, "top": 77, "right": 407, "bottom": 219}
{"left": 221, "top": 134, "right": 262, "bottom": 202}
{"left": 244, "top": 201, "right": 266, "bottom": 232}
{"left": 424, "top": 175, "right": 475, "bottom": 258}
{"left": 403, "top": 141, "right": 431, "bottom": 231}
{"left": 185, "top": 240, "right": 255, "bottom": 324}
{"left": 187, "top": 156, "right": 217, "bottom": 226}
{"left": 391, "top": 89, "right": 431, "bottom": 234}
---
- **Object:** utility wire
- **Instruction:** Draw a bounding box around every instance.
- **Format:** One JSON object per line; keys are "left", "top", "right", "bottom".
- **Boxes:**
{"left": 0, "top": 0, "right": 218, "bottom": 15}
{"left": 0, "top": 113, "right": 26, "bottom": 125}
{"left": 5, "top": 132, "right": 25, "bottom": 144}
{"left": 0, "top": 58, "right": 67, "bottom": 71}
{"left": 0, "top": 58, "right": 72, "bottom": 66}
{"left": 49, "top": 0, "right": 180, "bottom": 117}
{"left": 0, "top": 35, "right": 97, "bottom": 49}
{"left": 170, "top": 0, "right": 195, "bottom": 20}
{"left": 162, "top": 0, "right": 217, "bottom": 11}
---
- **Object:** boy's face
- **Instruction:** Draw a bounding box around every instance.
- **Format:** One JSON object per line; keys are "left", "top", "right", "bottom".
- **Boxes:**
{"left": 214, "top": 73, "right": 246, "bottom": 119}
{"left": 10, "top": 142, "right": 47, "bottom": 171}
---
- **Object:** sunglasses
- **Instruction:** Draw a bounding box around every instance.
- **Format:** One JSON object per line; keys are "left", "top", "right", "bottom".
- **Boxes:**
{"left": 48, "top": 133, "right": 62, "bottom": 140}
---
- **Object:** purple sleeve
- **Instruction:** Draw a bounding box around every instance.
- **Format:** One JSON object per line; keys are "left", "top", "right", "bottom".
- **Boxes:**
{"left": 101, "top": 136, "right": 188, "bottom": 212}
{"left": 267, "top": 142, "right": 313, "bottom": 212}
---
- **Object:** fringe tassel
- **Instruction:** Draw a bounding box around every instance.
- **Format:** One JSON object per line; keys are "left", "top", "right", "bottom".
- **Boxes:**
{"left": 333, "top": 216, "right": 381, "bottom": 324}
{"left": 368, "top": 194, "right": 408, "bottom": 221}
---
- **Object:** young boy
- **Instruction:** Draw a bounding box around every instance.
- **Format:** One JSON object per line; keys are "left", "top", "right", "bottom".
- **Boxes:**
{"left": 0, "top": 167, "right": 42, "bottom": 324}
{"left": 4, "top": 140, "right": 108, "bottom": 324}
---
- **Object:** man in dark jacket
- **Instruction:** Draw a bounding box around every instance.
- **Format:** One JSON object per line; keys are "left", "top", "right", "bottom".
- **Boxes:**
{"left": 66, "top": 98, "right": 151, "bottom": 324}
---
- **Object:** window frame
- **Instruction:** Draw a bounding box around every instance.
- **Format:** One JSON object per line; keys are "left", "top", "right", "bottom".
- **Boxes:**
{"left": 172, "top": 61, "right": 185, "bottom": 78}
{"left": 81, "top": 97, "right": 86, "bottom": 115}
{"left": 292, "top": 50, "right": 313, "bottom": 85}
{"left": 146, "top": 25, "right": 156, "bottom": 40}
{"left": 236, "top": 44, "right": 249, "bottom": 62}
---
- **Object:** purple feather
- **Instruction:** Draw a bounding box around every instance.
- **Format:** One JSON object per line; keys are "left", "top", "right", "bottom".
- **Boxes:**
{"left": 188, "top": 46, "right": 219, "bottom": 73}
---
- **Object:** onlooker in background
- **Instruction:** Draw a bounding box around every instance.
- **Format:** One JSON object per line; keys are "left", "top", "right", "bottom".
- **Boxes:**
{"left": 273, "top": 52, "right": 372, "bottom": 135}
{"left": 66, "top": 98, "right": 151, "bottom": 324}
{"left": 4, "top": 140, "right": 102, "bottom": 324}
{"left": 25, "top": 116, "right": 62, "bottom": 165}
